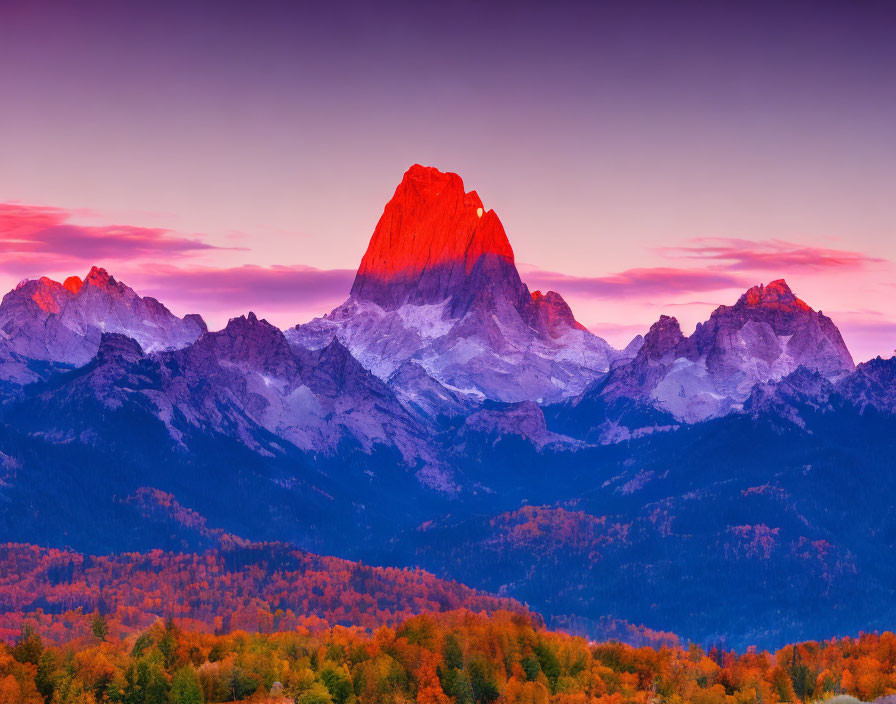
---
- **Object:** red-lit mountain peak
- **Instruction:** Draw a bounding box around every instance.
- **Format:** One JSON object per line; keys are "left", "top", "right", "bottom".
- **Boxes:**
{"left": 736, "top": 279, "right": 811, "bottom": 313}
{"left": 26, "top": 277, "right": 71, "bottom": 314}
{"left": 350, "top": 165, "right": 519, "bottom": 308}
{"left": 0, "top": 267, "right": 206, "bottom": 366}
{"left": 83, "top": 266, "right": 121, "bottom": 293}
{"left": 529, "top": 290, "right": 588, "bottom": 338}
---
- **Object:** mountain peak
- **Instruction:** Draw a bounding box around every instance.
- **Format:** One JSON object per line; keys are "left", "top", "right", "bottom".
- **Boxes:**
{"left": 350, "top": 165, "right": 520, "bottom": 309}
{"left": 84, "top": 266, "right": 119, "bottom": 292}
{"left": 736, "top": 279, "right": 811, "bottom": 313}
{"left": 16, "top": 276, "right": 71, "bottom": 314}
{"left": 528, "top": 290, "right": 588, "bottom": 338}
{"left": 96, "top": 332, "right": 146, "bottom": 364}
{"left": 223, "top": 311, "right": 275, "bottom": 334}
{"left": 219, "top": 312, "right": 291, "bottom": 353}
{"left": 188, "top": 312, "right": 298, "bottom": 378}
{"left": 639, "top": 315, "right": 685, "bottom": 361}
{"left": 0, "top": 269, "right": 207, "bottom": 367}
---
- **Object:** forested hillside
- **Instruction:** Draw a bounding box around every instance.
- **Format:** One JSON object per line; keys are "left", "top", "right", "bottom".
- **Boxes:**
{"left": 5, "top": 608, "right": 896, "bottom": 703}
{"left": 0, "top": 544, "right": 524, "bottom": 646}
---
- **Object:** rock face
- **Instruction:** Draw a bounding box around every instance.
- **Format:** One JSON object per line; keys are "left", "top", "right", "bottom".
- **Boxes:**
{"left": 835, "top": 356, "right": 896, "bottom": 414}
{"left": 0, "top": 267, "right": 206, "bottom": 368}
{"left": 743, "top": 367, "right": 837, "bottom": 426}
{"left": 350, "top": 164, "right": 522, "bottom": 313}
{"left": 691, "top": 280, "right": 854, "bottom": 397}
{"left": 290, "top": 165, "right": 622, "bottom": 405}
{"left": 462, "top": 400, "right": 577, "bottom": 450}
{"left": 20, "top": 313, "right": 430, "bottom": 462}
{"left": 0, "top": 338, "right": 40, "bottom": 388}
{"left": 565, "top": 280, "right": 855, "bottom": 425}
{"left": 169, "top": 313, "right": 428, "bottom": 460}
{"left": 529, "top": 290, "right": 588, "bottom": 339}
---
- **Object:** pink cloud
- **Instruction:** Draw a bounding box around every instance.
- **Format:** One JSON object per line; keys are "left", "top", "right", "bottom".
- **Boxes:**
{"left": 522, "top": 266, "right": 746, "bottom": 299}
{"left": 827, "top": 310, "right": 896, "bottom": 362}
{"left": 0, "top": 204, "right": 354, "bottom": 328}
{"left": 662, "top": 238, "right": 885, "bottom": 272}
{"left": 585, "top": 321, "right": 648, "bottom": 341}
{"left": 132, "top": 264, "right": 355, "bottom": 316}
{"left": 0, "top": 203, "right": 225, "bottom": 274}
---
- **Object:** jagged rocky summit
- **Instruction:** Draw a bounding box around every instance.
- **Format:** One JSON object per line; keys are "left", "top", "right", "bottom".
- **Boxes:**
{"left": 557, "top": 279, "right": 857, "bottom": 435}
{"left": 289, "top": 164, "right": 623, "bottom": 404}
{"left": 0, "top": 266, "right": 206, "bottom": 369}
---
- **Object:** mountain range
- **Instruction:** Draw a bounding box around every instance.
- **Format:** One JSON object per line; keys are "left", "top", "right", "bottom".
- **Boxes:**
{"left": 1, "top": 164, "right": 894, "bottom": 649}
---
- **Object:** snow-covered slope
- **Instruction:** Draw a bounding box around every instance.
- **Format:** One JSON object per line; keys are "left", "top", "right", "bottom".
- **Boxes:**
{"left": 20, "top": 313, "right": 432, "bottom": 462}
{"left": 0, "top": 266, "right": 206, "bottom": 369}
{"left": 573, "top": 280, "right": 855, "bottom": 424}
{"left": 289, "top": 165, "right": 623, "bottom": 405}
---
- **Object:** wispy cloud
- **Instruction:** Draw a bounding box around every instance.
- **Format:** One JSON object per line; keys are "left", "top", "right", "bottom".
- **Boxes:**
{"left": 585, "top": 321, "right": 649, "bottom": 340}
{"left": 831, "top": 310, "right": 896, "bottom": 336}
{"left": 522, "top": 266, "right": 746, "bottom": 299}
{"left": 0, "top": 203, "right": 356, "bottom": 326}
{"left": 828, "top": 310, "right": 896, "bottom": 362}
{"left": 0, "top": 203, "right": 226, "bottom": 275}
{"left": 661, "top": 238, "right": 885, "bottom": 272}
{"left": 133, "top": 264, "right": 355, "bottom": 314}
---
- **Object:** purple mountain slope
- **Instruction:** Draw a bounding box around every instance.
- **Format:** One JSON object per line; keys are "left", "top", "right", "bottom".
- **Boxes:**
{"left": 22, "top": 314, "right": 431, "bottom": 462}
{"left": 835, "top": 356, "right": 896, "bottom": 413}
{"left": 289, "top": 165, "right": 626, "bottom": 406}
{"left": 0, "top": 266, "right": 206, "bottom": 370}
{"left": 595, "top": 280, "right": 854, "bottom": 423}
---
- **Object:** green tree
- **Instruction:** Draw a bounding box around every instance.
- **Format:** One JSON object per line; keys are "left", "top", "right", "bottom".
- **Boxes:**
{"left": 440, "top": 668, "right": 474, "bottom": 704}
{"left": 207, "top": 641, "right": 227, "bottom": 662}
{"left": 296, "top": 681, "right": 334, "bottom": 704}
{"left": 159, "top": 629, "right": 178, "bottom": 670}
{"left": 520, "top": 656, "right": 540, "bottom": 682}
{"left": 443, "top": 634, "right": 464, "bottom": 670}
{"left": 126, "top": 658, "right": 169, "bottom": 704}
{"left": 131, "top": 632, "right": 153, "bottom": 659}
{"left": 91, "top": 611, "right": 109, "bottom": 642}
{"left": 170, "top": 666, "right": 204, "bottom": 704}
{"left": 533, "top": 643, "right": 561, "bottom": 693}
{"left": 12, "top": 622, "right": 43, "bottom": 665}
{"left": 35, "top": 650, "right": 57, "bottom": 704}
{"left": 227, "top": 665, "right": 257, "bottom": 701}
{"left": 788, "top": 646, "right": 813, "bottom": 703}
{"left": 321, "top": 667, "right": 353, "bottom": 704}
{"left": 469, "top": 659, "right": 499, "bottom": 704}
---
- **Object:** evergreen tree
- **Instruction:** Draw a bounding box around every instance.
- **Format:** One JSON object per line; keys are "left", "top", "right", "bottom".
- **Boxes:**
{"left": 788, "top": 646, "right": 813, "bottom": 702}
{"left": 91, "top": 611, "right": 109, "bottom": 642}
{"left": 35, "top": 650, "right": 57, "bottom": 704}
{"left": 321, "top": 667, "right": 353, "bottom": 704}
{"left": 12, "top": 622, "right": 43, "bottom": 665}
{"left": 443, "top": 633, "right": 464, "bottom": 670}
{"left": 469, "top": 659, "right": 499, "bottom": 703}
{"left": 533, "top": 642, "right": 560, "bottom": 693}
{"left": 440, "top": 668, "right": 474, "bottom": 704}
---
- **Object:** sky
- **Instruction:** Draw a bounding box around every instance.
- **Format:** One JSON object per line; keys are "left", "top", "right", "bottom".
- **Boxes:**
{"left": 1, "top": 0, "right": 895, "bottom": 361}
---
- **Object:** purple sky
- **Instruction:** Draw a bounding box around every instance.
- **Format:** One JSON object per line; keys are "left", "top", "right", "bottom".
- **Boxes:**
{"left": 1, "top": 0, "right": 895, "bottom": 360}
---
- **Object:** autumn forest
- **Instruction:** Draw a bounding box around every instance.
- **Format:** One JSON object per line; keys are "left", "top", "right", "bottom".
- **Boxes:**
{"left": 6, "top": 604, "right": 896, "bottom": 704}
{"left": 2, "top": 544, "right": 896, "bottom": 704}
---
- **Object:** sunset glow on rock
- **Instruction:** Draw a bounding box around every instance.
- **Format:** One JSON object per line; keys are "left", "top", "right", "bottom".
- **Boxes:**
{"left": 351, "top": 165, "right": 517, "bottom": 307}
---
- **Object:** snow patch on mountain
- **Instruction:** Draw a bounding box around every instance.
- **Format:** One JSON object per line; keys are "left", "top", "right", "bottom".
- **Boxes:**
{"left": 0, "top": 267, "right": 205, "bottom": 372}
{"left": 289, "top": 165, "right": 625, "bottom": 406}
